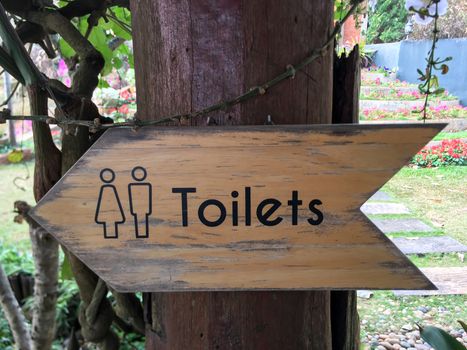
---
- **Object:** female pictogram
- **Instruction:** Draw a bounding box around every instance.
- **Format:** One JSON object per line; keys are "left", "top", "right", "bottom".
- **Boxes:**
{"left": 128, "top": 166, "right": 152, "bottom": 238}
{"left": 95, "top": 169, "right": 126, "bottom": 239}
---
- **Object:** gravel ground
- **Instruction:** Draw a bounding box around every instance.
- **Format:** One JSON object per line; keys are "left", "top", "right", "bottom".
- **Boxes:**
{"left": 362, "top": 325, "right": 467, "bottom": 349}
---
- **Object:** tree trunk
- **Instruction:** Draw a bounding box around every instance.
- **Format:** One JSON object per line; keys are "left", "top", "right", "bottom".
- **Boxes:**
{"left": 0, "top": 263, "right": 32, "bottom": 350}
{"left": 131, "top": 1, "right": 357, "bottom": 348}
{"left": 27, "top": 85, "right": 61, "bottom": 350}
{"left": 332, "top": 46, "right": 361, "bottom": 124}
{"left": 14, "top": 201, "right": 59, "bottom": 350}
{"left": 330, "top": 47, "right": 362, "bottom": 350}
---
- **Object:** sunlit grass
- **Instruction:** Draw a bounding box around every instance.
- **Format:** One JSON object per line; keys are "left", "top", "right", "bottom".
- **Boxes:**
{"left": 383, "top": 166, "right": 467, "bottom": 245}
{"left": 0, "top": 161, "right": 34, "bottom": 245}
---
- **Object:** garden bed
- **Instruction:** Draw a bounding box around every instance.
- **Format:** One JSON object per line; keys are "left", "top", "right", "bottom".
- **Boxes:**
{"left": 361, "top": 72, "right": 396, "bottom": 83}
{"left": 360, "top": 89, "right": 458, "bottom": 101}
{"left": 360, "top": 105, "right": 467, "bottom": 121}
{"left": 361, "top": 77, "right": 414, "bottom": 88}
{"left": 360, "top": 99, "right": 460, "bottom": 112}
{"left": 360, "top": 85, "right": 420, "bottom": 96}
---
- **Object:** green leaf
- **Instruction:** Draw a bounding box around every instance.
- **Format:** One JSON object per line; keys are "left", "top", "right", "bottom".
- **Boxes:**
{"left": 430, "top": 75, "right": 439, "bottom": 89}
{"left": 88, "top": 26, "right": 113, "bottom": 76}
{"left": 116, "top": 43, "right": 134, "bottom": 69}
{"left": 7, "top": 149, "right": 23, "bottom": 163}
{"left": 58, "top": 38, "right": 76, "bottom": 58}
{"left": 112, "top": 7, "right": 131, "bottom": 24}
{"left": 420, "top": 326, "right": 466, "bottom": 350}
{"left": 109, "top": 20, "right": 132, "bottom": 41}
{"left": 60, "top": 255, "right": 73, "bottom": 280}
{"left": 459, "top": 321, "right": 467, "bottom": 333}
{"left": 77, "top": 16, "right": 89, "bottom": 36}
{"left": 98, "top": 77, "right": 110, "bottom": 88}
{"left": 113, "top": 56, "right": 123, "bottom": 69}
{"left": 433, "top": 88, "right": 445, "bottom": 95}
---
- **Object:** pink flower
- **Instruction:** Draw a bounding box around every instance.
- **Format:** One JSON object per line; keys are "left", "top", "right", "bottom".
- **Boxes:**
{"left": 57, "top": 59, "right": 68, "bottom": 77}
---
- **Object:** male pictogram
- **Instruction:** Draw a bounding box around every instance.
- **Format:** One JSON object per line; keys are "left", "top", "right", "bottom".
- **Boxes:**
{"left": 95, "top": 168, "right": 126, "bottom": 239}
{"left": 128, "top": 166, "right": 152, "bottom": 238}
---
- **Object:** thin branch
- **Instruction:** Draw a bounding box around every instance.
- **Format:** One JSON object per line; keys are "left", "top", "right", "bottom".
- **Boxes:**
{"left": 0, "top": 80, "right": 20, "bottom": 107}
{"left": 107, "top": 9, "right": 132, "bottom": 36}
{"left": 421, "top": 2, "right": 439, "bottom": 121}
{"left": 14, "top": 201, "right": 59, "bottom": 350}
{"left": 0, "top": 262, "right": 32, "bottom": 350}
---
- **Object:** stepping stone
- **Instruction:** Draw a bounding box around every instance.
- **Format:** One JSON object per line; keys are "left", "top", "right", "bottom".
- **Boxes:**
{"left": 371, "top": 218, "right": 434, "bottom": 233}
{"left": 393, "top": 267, "right": 467, "bottom": 296}
{"left": 357, "top": 290, "right": 373, "bottom": 299}
{"left": 369, "top": 190, "right": 392, "bottom": 202}
{"left": 392, "top": 236, "right": 467, "bottom": 254}
{"left": 361, "top": 202, "right": 410, "bottom": 215}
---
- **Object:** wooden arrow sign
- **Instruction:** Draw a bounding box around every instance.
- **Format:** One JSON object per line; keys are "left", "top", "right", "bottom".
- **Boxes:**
{"left": 31, "top": 124, "right": 444, "bottom": 292}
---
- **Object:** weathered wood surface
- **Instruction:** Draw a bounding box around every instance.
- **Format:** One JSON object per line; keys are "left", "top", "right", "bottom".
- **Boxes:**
{"left": 131, "top": 0, "right": 333, "bottom": 126}
{"left": 146, "top": 291, "right": 332, "bottom": 349}
{"left": 331, "top": 47, "right": 361, "bottom": 350}
{"left": 132, "top": 1, "right": 343, "bottom": 348}
{"left": 31, "top": 124, "right": 442, "bottom": 292}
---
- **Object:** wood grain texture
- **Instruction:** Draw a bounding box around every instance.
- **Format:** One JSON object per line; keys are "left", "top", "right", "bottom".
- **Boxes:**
{"left": 30, "top": 124, "right": 443, "bottom": 292}
{"left": 133, "top": 1, "right": 339, "bottom": 348}
{"left": 131, "top": 0, "right": 333, "bottom": 126}
{"left": 146, "top": 291, "right": 332, "bottom": 349}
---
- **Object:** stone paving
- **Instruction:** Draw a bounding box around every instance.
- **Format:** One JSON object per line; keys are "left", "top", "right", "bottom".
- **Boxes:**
{"left": 363, "top": 190, "right": 467, "bottom": 296}
{"left": 369, "top": 191, "right": 393, "bottom": 201}
{"left": 361, "top": 202, "right": 410, "bottom": 215}
{"left": 394, "top": 267, "right": 467, "bottom": 296}
{"left": 371, "top": 218, "right": 434, "bottom": 234}
{"left": 392, "top": 236, "right": 467, "bottom": 255}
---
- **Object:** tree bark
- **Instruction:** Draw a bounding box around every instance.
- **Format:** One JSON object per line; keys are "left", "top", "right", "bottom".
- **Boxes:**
{"left": 14, "top": 201, "right": 59, "bottom": 350}
{"left": 27, "top": 84, "right": 61, "bottom": 350}
{"left": 0, "top": 262, "right": 32, "bottom": 350}
{"left": 131, "top": 1, "right": 359, "bottom": 349}
{"left": 332, "top": 46, "right": 361, "bottom": 124}
{"left": 131, "top": 0, "right": 332, "bottom": 126}
{"left": 331, "top": 45, "right": 361, "bottom": 350}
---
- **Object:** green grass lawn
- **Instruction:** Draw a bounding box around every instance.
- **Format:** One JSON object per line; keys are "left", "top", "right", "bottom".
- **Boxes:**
{"left": 382, "top": 166, "right": 467, "bottom": 245}
{"left": 409, "top": 253, "right": 466, "bottom": 268}
{"left": 433, "top": 130, "right": 467, "bottom": 141}
{"left": 361, "top": 165, "right": 466, "bottom": 343}
{"left": 0, "top": 161, "right": 35, "bottom": 245}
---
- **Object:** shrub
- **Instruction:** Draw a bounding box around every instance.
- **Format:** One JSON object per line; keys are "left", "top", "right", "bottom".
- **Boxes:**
{"left": 366, "top": 0, "right": 408, "bottom": 44}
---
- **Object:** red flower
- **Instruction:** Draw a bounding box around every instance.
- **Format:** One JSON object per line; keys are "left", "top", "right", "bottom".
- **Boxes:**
{"left": 118, "top": 104, "right": 129, "bottom": 114}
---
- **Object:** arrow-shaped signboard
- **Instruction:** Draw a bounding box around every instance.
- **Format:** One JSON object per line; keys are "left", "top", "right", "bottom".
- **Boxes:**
{"left": 31, "top": 124, "right": 444, "bottom": 292}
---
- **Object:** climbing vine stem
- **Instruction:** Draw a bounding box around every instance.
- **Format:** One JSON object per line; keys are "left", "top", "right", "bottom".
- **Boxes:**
{"left": 408, "top": 0, "right": 451, "bottom": 121}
